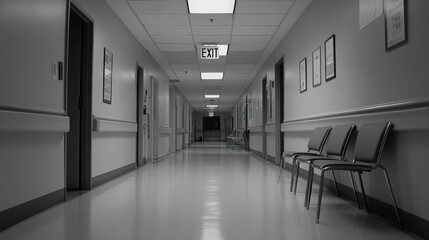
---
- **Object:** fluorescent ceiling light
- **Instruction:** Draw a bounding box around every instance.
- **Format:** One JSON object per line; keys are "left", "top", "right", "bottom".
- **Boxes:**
{"left": 201, "top": 72, "right": 223, "bottom": 80}
{"left": 206, "top": 105, "right": 219, "bottom": 108}
{"left": 205, "top": 95, "right": 220, "bottom": 99}
{"left": 187, "top": 0, "right": 236, "bottom": 14}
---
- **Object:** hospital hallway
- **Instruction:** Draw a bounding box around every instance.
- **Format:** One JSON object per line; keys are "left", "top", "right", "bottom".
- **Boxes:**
{"left": 0, "top": 142, "right": 421, "bottom": 240}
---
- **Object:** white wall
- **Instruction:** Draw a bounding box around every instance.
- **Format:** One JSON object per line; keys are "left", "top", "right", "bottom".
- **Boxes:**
{"left": 234, "top": 0, "right": 429, "bottom": 223}
{"left": 0, "top": 0, "right": 67, "bottom": 211}
{"left": 72, "top": 0, "right": 170, "bottom": 176}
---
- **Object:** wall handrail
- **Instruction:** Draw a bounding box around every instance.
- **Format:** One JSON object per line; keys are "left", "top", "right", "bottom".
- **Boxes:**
{"left": 283, "top": 97, "right": 429, "bottom": 124}
{"left": 0, "top": 109, "right": 69, "bottom": 132}
{"left": 0, "top": 104, "right": 65, "bottom": 116}
{"left": 93, "top": 115, "right": 137, "bottom": 133}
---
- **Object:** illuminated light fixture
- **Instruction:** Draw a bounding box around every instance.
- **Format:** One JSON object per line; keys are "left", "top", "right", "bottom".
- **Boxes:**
{"left": 201, "top": 72, "right": 223, "bottom": 80}
{"left": 205, "top": 95, "right": 220, "bottom": 99}
{"left": 187, "top": 0, "right": 236, "bottom": 14}
{"left": 202, "top": 44, "right": 228, "bottom": 57}
{"left": 206, "top": 105, "right": 218, "bottom": 108}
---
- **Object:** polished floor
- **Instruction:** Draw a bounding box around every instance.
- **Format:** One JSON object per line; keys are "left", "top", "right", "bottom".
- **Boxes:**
{"left": 0, "top": 142, "right": 421, "bottom": 240}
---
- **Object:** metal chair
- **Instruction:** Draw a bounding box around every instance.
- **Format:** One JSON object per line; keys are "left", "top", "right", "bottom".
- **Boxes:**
{"left": 309, "top": 122, "right": 401, "bottom": 226}
{"left": 231, "top": 129, "right": 249, "bottom": 151}
{"left": 294, "top": 124, "right": 356, "bottom": 208}
{"left": 277, "top": 126, "right": 331, "bottom": 189}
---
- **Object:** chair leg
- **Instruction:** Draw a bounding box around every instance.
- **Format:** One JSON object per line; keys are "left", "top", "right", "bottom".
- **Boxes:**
{"left": 306, "top": 165, "right": 314, "bottom": 209}
{"left": 294, "top": 161, "right": 300, "bottom": 195}
{"left": 349, "top": 171, "right": 360, "bottom": 209}
{"left": 289, "top": 157, "right": 296, "bottom": 190}
{"left": 331, "top": 170, "right": 340, "bottom": 197}
{"left": 277, "top": 155, "right": 285, "bottom": 183}
{"left": 357, "top": 172, "right": 369, "bottom": 213}
{"left": 277, "top": 157, "right": 283, "bottom": 183}
{"left": 316, "top": 170, "right": 326, "bottom": 223}
{"left": 380, "top": 166, "right": 402, "bottom": 228}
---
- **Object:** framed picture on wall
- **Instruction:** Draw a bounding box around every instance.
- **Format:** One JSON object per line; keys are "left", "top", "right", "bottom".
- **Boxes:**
{"left": 312, "top": 47, "right": 322, "bottom": 87}
{"left": 103, "top": 48, "right": 113, "bottom": 104}
{"left": 299, "top": 58, "right": 307, "bottom": 93}
{"left": 325, "top": 34, "right": 336, "bottom": 81}
{"left": 384, "top": 0, "right": 407, "bottom": 51}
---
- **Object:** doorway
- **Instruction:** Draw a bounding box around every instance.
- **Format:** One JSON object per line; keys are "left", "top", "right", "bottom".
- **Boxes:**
{"left": 136, "top": 65, "right": 144, "bottom": 166}
{"left": 66, "top": 3, "right": 93, "bottom": 198}
{"left": 203, "top": 116, "right": 221, "bottom": 141}
{"left": 262, "top": 77, "right": 267, "bottom": 158}
{"left": 275, "top": 59, "right": 285, "bottom": 165}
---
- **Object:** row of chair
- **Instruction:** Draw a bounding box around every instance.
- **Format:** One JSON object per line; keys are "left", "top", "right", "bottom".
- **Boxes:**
{"left": 277, "top": 122, "right": 402, "bottom": 226}
{"left": 227, "top": 129, "right": 250, "bottom": 151}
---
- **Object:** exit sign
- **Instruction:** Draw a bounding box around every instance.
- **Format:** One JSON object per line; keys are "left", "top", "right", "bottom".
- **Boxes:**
{"left": 208, "top": 112, "right": 214, "bottom": 117}
{"left": 201, "top": 47, "right": 219, "bottom": 59}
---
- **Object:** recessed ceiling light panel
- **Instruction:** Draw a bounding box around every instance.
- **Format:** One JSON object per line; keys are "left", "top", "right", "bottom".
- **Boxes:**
{"left": 201, "top": 72, "right": 223, "bottom": 80}
{"left": 205, "top": 95, "right": 220, "bottom": 99}
{"left": 206, "top": 105, "right": 219, "bottom": 108}
{"left": 187, "top": 0, "right": 236, "bottom": 14}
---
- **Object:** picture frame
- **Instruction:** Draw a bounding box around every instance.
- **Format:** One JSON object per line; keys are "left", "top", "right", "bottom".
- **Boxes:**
{"left": 384, "top": 0, "right": 407, "bottom": 51}
{"left": 299, "top": 58, "right": 307, "bottom": 93}
{"left": 312, "top": 47, "right": 321, "bottom": 87}
{"left": 103, "top": 48, "right": 113, "bottom": 104}
{"left": 324, "top": 34, "right": 336, "bottom": 81}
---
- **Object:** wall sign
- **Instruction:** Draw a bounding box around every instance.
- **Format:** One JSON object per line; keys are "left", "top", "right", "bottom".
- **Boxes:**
{"left": 384, "top": 0, "right": 407, "bottom": 51}
{"left": 325, "top": 34, "right": 336, "bottom": 81}
{"left": 299, "top": 58, "right": 307, "bottom": 93}
{"left": 201, "top": 46, "right": 219, "bottom": 59}
{"left": 103, "top": 48, "right": 113, "bottom": 104}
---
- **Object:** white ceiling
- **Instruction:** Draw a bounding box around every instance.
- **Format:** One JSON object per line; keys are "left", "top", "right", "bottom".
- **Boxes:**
{"left": 105, "top": 0, "right": 312, "bottom": 111}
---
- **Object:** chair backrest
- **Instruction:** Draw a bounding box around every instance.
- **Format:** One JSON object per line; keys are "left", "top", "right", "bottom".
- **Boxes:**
{"left": 307, "top": 126, "right": 332, "bottom": 152}
{"left": 354, "top": 122, "right": 392, "bottom": 165}
{"left": 325, "top": 124, "right": 356, "bottom": 158}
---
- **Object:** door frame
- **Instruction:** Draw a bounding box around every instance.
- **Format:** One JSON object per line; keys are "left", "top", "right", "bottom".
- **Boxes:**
{"left": 65, "top": 2, "right": 93, "bottom": 194}
{"left": 262, "top": 76, "right": 267, "bottom": 158}
{"left": 136, "top": 64, "right": 144, "bottom": 166}
{"left": 274, "top": 58, "right": 284, "bottom": 165}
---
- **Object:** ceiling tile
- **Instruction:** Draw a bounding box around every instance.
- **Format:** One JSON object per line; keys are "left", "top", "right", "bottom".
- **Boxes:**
{"left": 137, "top": 14, "right": 189, "bottom": 26}
{"left": 190, "top": 14, "right": 233, "bottom": 26}
{"left": 193, "top": 35, "right": 231, "bottom": 44}
{"left": 129, "top": 1, "right": 188, "bottom": 14}
{"left": 230, "top": 43, "right": 267, "bottom": 51}
{"left": 235, "top": 1, "right": 294, "bottom": 14}
{"left": 224, "top": 73, "right": 250, "bottom": 80}
{"left": 231, "top": 35, "right": 272, "bottom": 44}
{"left": 171, "top": 64, "right": 199, "bottom": 71}
{"left": 226, "top": 64, "right": 255, "bottom": 70}
{"left": 163, "top": 51, "right": 198, "bottom": 64}
{"left": 227, "top": 51, "right": 262, "bottom": 64}
{"left": 158, "top": 44, "right": 195, "bottom": 51}
{"left": 234, "top": 14, "right": 284, "bottom": 26}
{"left": 232, "top": 26, "right": 277, "bottom": 36}
{"left": 192, "top": 26, "right": 232, "bottom": 36}
{"left": 175, "top": 71, "right": 200, "bottom": 78}
{"left": 151, "top": 35, "right": 194, "bottom": 44}
{"left": 225, "top": 69, "right": 252, "bottom": 74}
{"left": 146, "top": 25, "right": 192, "bottom": 35}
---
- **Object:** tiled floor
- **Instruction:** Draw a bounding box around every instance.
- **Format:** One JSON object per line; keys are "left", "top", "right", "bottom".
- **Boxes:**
{"left": 0, "top": 142, "right": 421, "bottom": 240}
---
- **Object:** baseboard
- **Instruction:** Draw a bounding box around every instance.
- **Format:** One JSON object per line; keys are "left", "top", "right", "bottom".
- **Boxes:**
{"left": 266, "top": 155, "right": 275, "bottom": 163}
{"left": 0, "top": 189, "right": 65, "bottom": 231}
{"left": 250, "top": 149, "right": 265, "bottom": 159}
{"left": 153, "top": 152, "right": 170, "bottom": 163}
{"left": 282, "top": 162, "right": 429, "bottom": 239}
{"left": 92, "top": 163, "right": 136, "bottom": 188}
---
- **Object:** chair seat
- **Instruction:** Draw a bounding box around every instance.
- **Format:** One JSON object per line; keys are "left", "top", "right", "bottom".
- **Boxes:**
{"left": 295, "top": 155, "right": 340, "bottom": 162}
{"left": 312, "top": 159, "right": 373, "bottom": 172}
{"left": 283, "top": 151, "right": 319, "bottom": 158}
